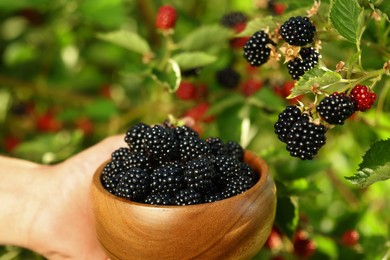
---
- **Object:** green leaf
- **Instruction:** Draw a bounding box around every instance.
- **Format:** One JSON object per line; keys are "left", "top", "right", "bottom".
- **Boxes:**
{"left": 150, "top": 59, "right": 181, "bottom": 93}
{"left": 236, "top": 16, "right": 276, "bottom": 37}
{"left": 345, "top": 139, "right": 390, "bottom": 187}
{"left": 288, "top": 66, "right": 342, "bottom": 99}
{"left": 97, "top": 30, "right": 151, "bottom": 55}
{"left": 84, "top": 99, "right": 119, "bottom": 121}
{"left": 178, "top": 24, "right": 233, "bottom": 51}
{"left": 172, "top": 52, "right": 217, "bottom": 71}
{"left": 329, "top": 0, "right": 363, "bottom": 43}
{"left": 275, "top": 196, "right": 299, "bottom": 239}
{"left": 78, "top": 0, "right": 127, "bottom": 28}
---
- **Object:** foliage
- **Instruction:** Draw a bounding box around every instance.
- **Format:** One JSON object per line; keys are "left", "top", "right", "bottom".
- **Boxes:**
{"left": 0, "top": 0, "right": 390, "bottom": 259}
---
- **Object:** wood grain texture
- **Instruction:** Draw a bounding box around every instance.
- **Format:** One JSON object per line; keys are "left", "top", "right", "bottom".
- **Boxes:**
{"left": 91, "top": 151, "right": 277, "bottom": 260}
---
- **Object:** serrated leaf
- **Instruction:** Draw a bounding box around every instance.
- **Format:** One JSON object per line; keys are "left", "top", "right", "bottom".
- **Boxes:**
{"left": 287, "top": 67, "right": 342, "bottom": 99}
{"left": 345, "top": 139, "right": 390, "bottom": 187}
{"left": 172, "top": 52, "right": 217, "bottom": 71}
{"left": 97, "top": 30, "right": 151, "bottom": 54}
{"left": 178, "top": 24, "right": 233, "bottom": 51}
{"left": 329, "top": 0, "right": 362, "bottom": 43}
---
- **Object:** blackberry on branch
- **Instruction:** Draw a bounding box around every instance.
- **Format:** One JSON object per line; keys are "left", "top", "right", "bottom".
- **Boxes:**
{"left": 274, "top": 105, "right": 304, "bottom": 143}
{"left": 243, "top": 30, "right": 275, "bottom": 67}
{"left": 216, "top": 67, "right": 241, "bottom": 89}
{"left": 316, "top": 92, "right": 355, "bottom": 125}
{"left": 285, "top": 115, "right": 327, "bottom": 160}
{"left": 287, "top": 47, "right": 319, "bottom": 80}
{"left": 280, "top": 16, "right": 316, "bottom": 46}
{"left": 220, "top": 11, "right": 248, "bottom": 28}
{"left": 349, "top": 85, "right": 377, "bottom": 112}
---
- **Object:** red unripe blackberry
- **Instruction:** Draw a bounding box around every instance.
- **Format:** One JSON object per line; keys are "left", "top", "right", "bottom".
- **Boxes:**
{"left": 243, "top": 30, "right": 275, "bottom": 67}
{"left": 341, "top": 229, "right": 360, "bottom": 246}
{"left": 176, "top": 81, "right": 198, "bottom": 100}
{"left": 280, "top": 16, "right": 316, "bottom": 46}
{"left": 293, "top": 230, "right": 316, "bottom": 258}
{"left": 349, "top": 85, "right": 376, "bottom": 111}
{"left": 287, "top": 47, "right": 319, "bottom": 80}
{"left": 316, "top": 92, "right": 355, "bottom": 125}
{"left": 241, "top": 78, "right": 263, "bottom": 97}
{"left": 155, "top": 5, "right": 177, "bottom": 30}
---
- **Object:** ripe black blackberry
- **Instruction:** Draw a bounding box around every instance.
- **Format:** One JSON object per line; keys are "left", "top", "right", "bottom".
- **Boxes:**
{"left": 216, "top": 67, "right": 241, "bottom": 89}
{"left": 225, "top": 141, "right": 244, "bottom": 161}
{"left": 183, "top": 157, "right": 215, "bottom": 192}
{"left": 143, "top": 125, "right": 178, "bottom": 163}
{"left": 173, "top": 188, "right": 202, "bottom": 205}
{"left": 243, "top": 30, "right": 275, "bottom": 67}
{"left": 101, "top": 159, "right": 128, "bottom": 194}
{"left": 144, "top": 193, "right": 173, "bottom": 205}
{"left": 125, "top": 122, "right": 150, "bottom": 153}
{"left": 206, "top": 137, "right": 227, "bottom": 156}
{"left": 173, "top": 125, "right": 199, "bottom": 140}
{"left": 287, "top": 47, "right": 319, "bottom": 80}
{"left": 220, "top": 11, "right": 248, "bottom": 28}
{"left": 127, "top": 151, "right": 153, "bottom": 173}
{"left": 213, "top": 155, "right": 241, "bottom": 183}
{"left": 280, "top": 16, "right": 316, "bottom": 46}
{"left": 178, "top": 135, "right": 211, "bottom": 162}
{"left": 240, "top": 162, "right": 258, "bottom": 182}
{"left": 225, "top": 174, "right": 256, "bottom": 196}
{"left": 111, "top": 147, "right": 131, "bottom": 162}
{"left": 274, "top": 105, "right": 303, "bottom": 143}
{"left": 150, "top": 163, "right": 184, "bottom": 194}
{"left": 316, "top": 93, "right": 355, "bottom": 125}
{"left": 115, "top": 168, "right": 150, "bottom": 201}
{"left": 285, "top": 116, "right": 327, "bottom": 160}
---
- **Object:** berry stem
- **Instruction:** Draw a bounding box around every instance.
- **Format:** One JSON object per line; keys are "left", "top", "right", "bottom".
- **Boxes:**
{"left": 340, "top": 68, "right": 386, "bottom": 93}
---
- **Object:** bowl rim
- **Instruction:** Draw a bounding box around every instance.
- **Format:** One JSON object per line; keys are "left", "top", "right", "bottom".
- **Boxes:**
{"left": 92, "top": 150, "right": 270, "bottom": 208}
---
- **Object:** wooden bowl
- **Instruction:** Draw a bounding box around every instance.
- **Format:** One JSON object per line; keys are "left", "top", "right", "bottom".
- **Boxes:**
{"left": 90, "top": 151, "right": 277, "bottom": 260}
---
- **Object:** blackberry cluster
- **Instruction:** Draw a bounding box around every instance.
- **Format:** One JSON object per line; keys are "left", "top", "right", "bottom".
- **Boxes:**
{"left": 287, "top": 47, "right": 319, "bottom": 80}
{"left": 243, "top": 30, "right": 275, "bottom": 67}
{"left": 101, "top": 122, "right": 258, "bottom": 205}
{"left": 316, "top": 92, "right": 355, "bottom": 125}
{"left": 280, "top": 16, "right": 316, "bottom": 46}
{"left": 274, "top": 106, "right": 328, "bottom": 160}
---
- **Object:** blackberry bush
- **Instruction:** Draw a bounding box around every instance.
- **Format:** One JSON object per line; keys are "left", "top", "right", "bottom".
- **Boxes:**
{"left": 280, "top": 16, "right": 316, "bottom": 46}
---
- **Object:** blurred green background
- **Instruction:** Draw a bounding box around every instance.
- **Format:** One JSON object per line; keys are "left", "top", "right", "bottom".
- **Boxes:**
{"left": 1, "top": 0, "right": 390, "bottom": 259}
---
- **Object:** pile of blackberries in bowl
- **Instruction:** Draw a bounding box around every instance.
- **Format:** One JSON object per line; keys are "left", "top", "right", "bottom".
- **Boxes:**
{"left": 91, "top": 122, "right": 276, "bottom": 260}
{"left": 101, "top": 122, "right": 260, "bottom": 205}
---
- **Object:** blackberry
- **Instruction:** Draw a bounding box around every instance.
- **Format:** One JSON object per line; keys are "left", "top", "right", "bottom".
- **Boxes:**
{"left": 206, "top": 137, "right": 227, "bottom": 156}
{"left": 240, "top": 162, "right": 259, "bottom": 183}
{"left": 243, "top": 30, "right": 275, "bottom": 67}
{"left": 173, "top": 188, "right": 202, "bottom": 205}
{"left": 125, "top": 123, "right": 150, "bottom": 153}
{"left": 316, "top": 93, "right": 355, "bottom": 125}
{"left": 349, "top": 85, "right": 376, "bottom": 112}
{"left": 287, "top": 47, "right": 319, "bottom": 80}
{"left": 178, "top": 135, "right": 211, "bottom": 162}
{"left": 225, "top": 174, "right": 256, "bottom": 196}
{"left": 111, "top": 147, "right": 131, "bottom": 162}
{"left": 101, "top": 159, "right": 128, "bottom": 193}
{"left": 144, "top": 193, "right": 173, "bottom": 205}
{"left": 204, "top": 192, "right": 224, "bottom": 203}
{"left": 127, "top": 151, "right": 153, "bottom": 173}
{"left": 183, "top": 157, "right": 215, "bottom": 192}
{"left": 274, "top": 105, "right": 303, "bottom": 143}
{"left": 115, "top": 168, "right": 150, "bottom": 201}
{"left": 225, "top": 141, "right": 244, "bottom": 161}
{"left": 285, "top": 116, "right": 327, "bottom": 160}
{"left": 173, "top": 125, "right": 199, "bottom": 140}
{"left": 213, "top": 155, "right": 241, "bottom": 183}
{"left": 144, "top": 125, "right": 178, "bottom": 163}
{"left": 150, "top": 163, "right": 184, "bottom": 194}
{"left": 280, "top": 16, "right": 316, "bottom": 46}
{"left": 220, "top": 11, "right": 248, "bottom": 28}
{"left": 216, "top": 67, "right": 241, "bottom": 89}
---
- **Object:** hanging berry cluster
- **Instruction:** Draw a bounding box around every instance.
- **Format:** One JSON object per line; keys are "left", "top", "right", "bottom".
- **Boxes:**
{"left": 242, "top": 15, "right": 378, "bottom": 160}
